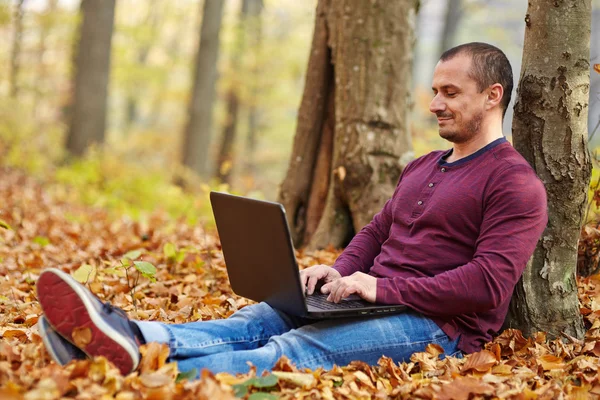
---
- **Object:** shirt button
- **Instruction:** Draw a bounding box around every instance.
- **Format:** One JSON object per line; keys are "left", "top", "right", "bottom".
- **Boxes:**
{"left": 441, "top": 168, "right": 446, "bottom": 172}
{"left": 417, "top": 201, "right": 423, "bottom": 205}
{"left": 428, "top": 183, "right": 434, "bottom": 187}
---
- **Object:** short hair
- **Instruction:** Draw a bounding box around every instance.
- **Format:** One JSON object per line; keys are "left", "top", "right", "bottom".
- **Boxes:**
{"left": 440, "top": 42, "right": 513, "bottom": 118}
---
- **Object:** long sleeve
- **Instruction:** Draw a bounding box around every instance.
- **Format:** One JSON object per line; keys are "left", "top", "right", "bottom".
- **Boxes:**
{"left": 331, "top": 163, "right": 413, "bottom": 277}
{"left": 375, "top": 164, "right": 548, "bottom": 316}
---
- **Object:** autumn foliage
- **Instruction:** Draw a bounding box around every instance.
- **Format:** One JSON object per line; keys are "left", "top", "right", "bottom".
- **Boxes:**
{"left": 3, "top": 167, "right": 600, "bottom": 399}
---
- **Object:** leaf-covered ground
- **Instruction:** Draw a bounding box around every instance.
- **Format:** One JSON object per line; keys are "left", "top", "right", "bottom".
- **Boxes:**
{"left": 3, "top": 167, "right": 600, "bottom": 399}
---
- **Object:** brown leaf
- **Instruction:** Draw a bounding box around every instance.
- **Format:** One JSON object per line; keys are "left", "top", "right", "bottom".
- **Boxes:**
{"left": 71, "top": 326, "right": 92, "bottom": 348}
{"left": 138, "top": 342, "right": 170, "bottom": 374}
{"left": 461, "top": 350, "right": 497, "bottom": 373}
{"left": 2, "top": 329, "right": 28, "bottom": 342}
{"left": 594, "top": 64, "right": 600, "bottom": 74}
{"left": 437, "top": 376, "right": 494, "bottom": 400}
{"left": 494, "top": 329, "right": 529, "bottom": 355}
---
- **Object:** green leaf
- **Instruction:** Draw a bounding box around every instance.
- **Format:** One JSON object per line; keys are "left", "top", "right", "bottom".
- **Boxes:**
{"left": 0, "top": 219, "right": 12, "bottom": 230}
{"left": 72, "top": 264, "right": 96, "bottom": 283}
{"left": 33, "top": 236, "right": 50, "bottom": 246}
{"left": 123, "top": 249, "right": 142, "bottom": 260}
{"left": 175, "top": 368, "right": 197, "bottom": 383}
{"left": 248, "top": 393, "right": 278, "bottom": 400}
{"left": 251, "top": 374, "right": 279, "bottom": 388}
{"left": 134, "top": 261, "right": 157, "bottom": 281}
{"left": 232, "top": 383, "right": 248, "bottom": 398}
{"left": 163, "top": 243, "right": 177, "bottom": 259}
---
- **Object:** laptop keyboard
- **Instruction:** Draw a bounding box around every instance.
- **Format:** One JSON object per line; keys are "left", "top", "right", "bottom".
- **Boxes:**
{"left": 306, "top": 293, "right": 368, "bottom": 309}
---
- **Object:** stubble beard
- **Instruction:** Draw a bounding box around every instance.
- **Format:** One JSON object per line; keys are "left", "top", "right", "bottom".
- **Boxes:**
{"left": 438, "top": 112, "right": 483, "bottom": 144}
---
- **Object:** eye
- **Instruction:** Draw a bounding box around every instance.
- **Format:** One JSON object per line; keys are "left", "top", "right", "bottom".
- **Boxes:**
{"left": 446, "top": 92, "right": 457, "bottom": 97}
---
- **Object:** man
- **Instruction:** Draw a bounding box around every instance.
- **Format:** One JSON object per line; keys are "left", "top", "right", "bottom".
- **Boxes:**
{"left": 36, "top": 42, "right": 547, "bottom": 377}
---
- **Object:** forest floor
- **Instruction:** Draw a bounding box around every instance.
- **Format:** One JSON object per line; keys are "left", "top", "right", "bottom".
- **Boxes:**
{"left": 2, "top": 166, "right": 600, "bottom": 399}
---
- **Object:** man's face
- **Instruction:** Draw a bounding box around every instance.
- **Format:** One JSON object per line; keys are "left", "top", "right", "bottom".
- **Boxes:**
{"left": 429, "top": 54, "right": 487, "bottom": 144}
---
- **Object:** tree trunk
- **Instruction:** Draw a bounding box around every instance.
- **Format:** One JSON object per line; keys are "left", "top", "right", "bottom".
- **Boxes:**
{"left": 245, "top": 0, "right": 264, "bottom": 178}
{"left": 181, "top": 0, "right": 225, "bottom": 178}
{"left": 439, "top": 0, "right": 462, "bottom": 55}
{"left": 215, "top": 0, "right": 252, "bottom": 183}
{"left": 278, "top": 0, "right": 417, "bottom": 250}
{"left": 10, "top": 0, "right": 25, "bottom": 98}
{"left": 506, "top": 0, "right": 592, "bottom": 339}
{"left": 65, "top": 0, "right": 116, "bottom": 157}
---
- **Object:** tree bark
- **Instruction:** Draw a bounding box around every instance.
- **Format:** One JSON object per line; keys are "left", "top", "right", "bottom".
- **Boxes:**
{"left": 279, "top": 0, "right": 417, "bottom": 250}
{"left": 65, "top": 0, "right": 116, "bottom": 156}
{"left": 181, "top": 0, "right": 225, "bottom": 178}
{"left": 506, "top": 0, "right": 592, "bottom": 339}
{"left": 10, "top": 0, "right": 25, "bottom": 98}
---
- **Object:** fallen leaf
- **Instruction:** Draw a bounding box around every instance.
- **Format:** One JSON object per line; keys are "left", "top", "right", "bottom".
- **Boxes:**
{"left": 461, "top": 350, "right": 497, "bottom": 373}
{"left": 139, "top": 371, "right": 173, "bottom": 388}
{"left": 437, "top": 376, "right": 494, "bottom": 400}
{"left": 272, "top": 371, "right": 314, "bottom": 387}
{"left": 71, "top": 326, "right": 92, "bottom": 348}
{"left": 538, "top": 354, "right": 565, "bottom": 371}
{"left": 138, "top": 342, "right": 170, "bottom": 373}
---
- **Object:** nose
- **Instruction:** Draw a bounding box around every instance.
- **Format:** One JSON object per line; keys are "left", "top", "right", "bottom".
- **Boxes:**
{"left": 429, "top": 93, "right": 445, "bottom": 114}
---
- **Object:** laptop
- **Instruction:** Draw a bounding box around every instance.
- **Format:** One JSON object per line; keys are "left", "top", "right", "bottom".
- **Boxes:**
{"left": 210, "top": 191, "right": 406, "bottom": 318}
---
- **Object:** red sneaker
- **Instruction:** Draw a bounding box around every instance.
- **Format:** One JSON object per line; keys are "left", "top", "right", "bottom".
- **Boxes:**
{"left": 36, "top": 268, "right": 142, "bottom": 375}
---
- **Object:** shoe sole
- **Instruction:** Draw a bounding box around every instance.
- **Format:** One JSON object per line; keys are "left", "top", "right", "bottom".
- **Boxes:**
{"left": 39, "top": 317, "right": 72, "bottom": 366}
{"left": 36, "top": 268, "right": 139, "bottom": 375}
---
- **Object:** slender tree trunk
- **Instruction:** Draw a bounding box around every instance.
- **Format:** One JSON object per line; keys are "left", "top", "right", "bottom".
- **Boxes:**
{"left": 215, "top": 0, "right": 251, "bottom": 183}
{"left": 439, "top": 0, "right": 462, "bottom": 55}
{"left": 278, "top": 0, "right": 417, "bottom": 249}
{"left": 506, "top": 0, "right": 592, "bottom": 339}
{"left": 182, "top": 0, "right": 225, "bottom": 178}
{"left": 245, "top": 0, "right": 264, "bottom": 178}
{"left": 10, "top": 0, "right": 25, "bottom": 98}
{"left": 34, "top": 0, "right": 59, "bottom": 120}
{"left": 65, "top": 0, "right": 116, "bottom": 156}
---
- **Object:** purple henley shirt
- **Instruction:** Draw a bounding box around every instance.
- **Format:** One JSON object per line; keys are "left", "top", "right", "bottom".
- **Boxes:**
{"left": 332, "top": 138, "right": 548, "bottom": 354}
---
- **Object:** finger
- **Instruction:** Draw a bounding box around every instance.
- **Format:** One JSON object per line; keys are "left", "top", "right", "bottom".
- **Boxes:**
{"left": 342, "top": 285, "right": 358, "bottom": 300}
{"left": 326, "top": 281, "right": 339, "bottom": 302}
{"left": 307, "top": 275, "right": 320, "bottom": 295}
{"left": 331, "top": 282, "right": 347, "bottom": 303}
{"left": 299, "top": 270, "right": 307, "bottom": 289}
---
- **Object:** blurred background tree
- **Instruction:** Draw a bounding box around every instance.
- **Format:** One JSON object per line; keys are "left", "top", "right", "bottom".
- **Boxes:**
{"left": 65, "top": 0, "right": 115, "bottom": 156}
{"left": 0, "top": 0, "right": 598, "bottom": 223}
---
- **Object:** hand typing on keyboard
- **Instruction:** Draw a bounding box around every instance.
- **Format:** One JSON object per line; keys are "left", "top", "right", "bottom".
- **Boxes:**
{"left": 321, "top": 272, "right": 377, "bottom": 303}
{"left": 300, "top": 264, "right": 342, "bottom": 295}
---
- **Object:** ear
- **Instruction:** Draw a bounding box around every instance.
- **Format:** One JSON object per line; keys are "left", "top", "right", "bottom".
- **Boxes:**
{"left": 485, "top": 83, "right": 504, "bottom": 111}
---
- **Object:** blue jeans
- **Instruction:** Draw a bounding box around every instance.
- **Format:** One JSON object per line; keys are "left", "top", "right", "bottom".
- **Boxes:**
{"left": 138, "top": 302, "right": 461, "bottom": 376}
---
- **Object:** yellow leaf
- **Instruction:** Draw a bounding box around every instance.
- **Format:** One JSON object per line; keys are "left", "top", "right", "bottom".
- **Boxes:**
{"left": 539, "top": 354, "right": 565, "bottom": 371}
{"left": 72, "top": 263, "right": 96, "bottom": 283}
{"left": 139, "top": 371, "right": 173, "bottom": 388}
{"left": 272, "top": 371, "right": 315, "bottom": 387}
